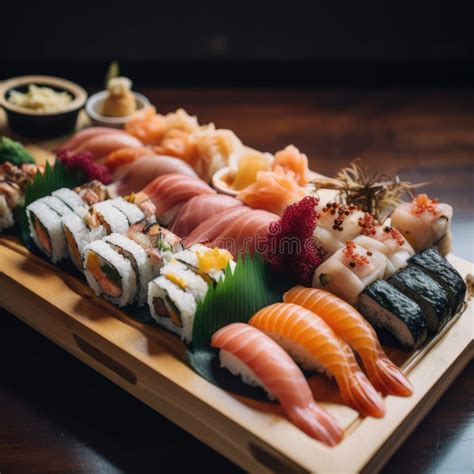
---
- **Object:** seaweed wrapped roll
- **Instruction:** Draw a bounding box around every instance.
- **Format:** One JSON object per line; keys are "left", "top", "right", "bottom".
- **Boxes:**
{"left": 359, "top": 280, "right": 427, "bottom": 350}
{"left": 408, "top": 248, "right": 466, "bottom": 315}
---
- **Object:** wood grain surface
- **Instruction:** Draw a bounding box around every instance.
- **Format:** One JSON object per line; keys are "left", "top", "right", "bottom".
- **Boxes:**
{"left": 0, "top": 88, "right": 473, "bottom": 473}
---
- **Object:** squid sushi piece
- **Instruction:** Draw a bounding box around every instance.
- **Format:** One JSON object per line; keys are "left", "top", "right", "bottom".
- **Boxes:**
{"left": 283, "top": 286, "right": 413, "bottom": 397}
{"left": 249, "top": 303, "right": 386, "bottom": 418}
{"left": 390, "top": 194, "right": 453, "bottom": 255}
{"left": 353, "top": 225, "right": 415, "bottom": 278}
{"left": 211, "top": 323, "right": 344, "bottom": 446}
{"left": 313, "top": 240, "right": 386, "bottom": 305}
{"left": 83, "top": 240, "right": 137, "bottom": 307}
{"left": 313, "top": 202, "right": 368, "bottom": 257}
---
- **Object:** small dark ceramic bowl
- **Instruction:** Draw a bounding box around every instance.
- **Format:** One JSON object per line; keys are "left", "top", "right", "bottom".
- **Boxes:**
{"left": 0, "top": 75, "right": 87, "bottom": 139}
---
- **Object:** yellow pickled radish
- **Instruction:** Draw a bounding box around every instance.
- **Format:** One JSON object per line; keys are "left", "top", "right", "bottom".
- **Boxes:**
{"left": 166, "top": 273, "right": 188, "bottom": 289}
{"left": 197, "top": 248, "right": 233, "bottom": 273}
{"left": 232, "top": 153, "right": 271, "bottom": 190}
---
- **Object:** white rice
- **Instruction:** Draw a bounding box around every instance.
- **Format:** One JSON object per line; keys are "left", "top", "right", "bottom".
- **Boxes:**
{"left": 0, "top": 195, "right": 14, "bottom": 230}
{"left": 83, "top": 240, "right": 137, "bottom": 307}
{"left": 160, "top": 261, "right": 209, "bottom": 301}
{"left": 219, "top": 350, "right": 275, "bottom": 400}
{"left": 61, "top": 213, "right": 101, "bottom": 271}
{"left": 52, "top": 188, "right": 87, "bottom": 212}
{"left": 92, "top": 201, "right": 130, "bottom": 234}
{"left": 27, "top": 201, "right": 67, "bottom": 263}
{"left": 110, "top": 198, "right": 145, "bottom": 225}
{"left": 38, "top": 196, "right": 75, "bottom": 217}
{"left": 148, "top": 276, "right": 197, "bottom": 343}
{"left": 104, "top": 233, "right": 157, "bottom": 306}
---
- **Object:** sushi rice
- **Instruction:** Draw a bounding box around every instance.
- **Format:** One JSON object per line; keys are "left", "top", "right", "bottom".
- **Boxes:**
{"left": 92, "top": 201, "right": 130, "bottom": 234}
{"left": 83, "top": 240, "right": 137, "bottom": 307}
{"left": 27, "top": 201, "right": 67, "bottom": 263}
{"left": 104, "top": 233, "right": 158, "bottom": 306}
{"left": 110, "top": 197, "right": 145, "bottom": 225}
{"left": 52, "top": 187, "right": 87, "bottom": 212}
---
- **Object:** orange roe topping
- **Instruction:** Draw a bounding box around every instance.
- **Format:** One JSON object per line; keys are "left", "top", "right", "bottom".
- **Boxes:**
{"left": 359, "top": 212, "right": 377, "bottom": 236}
{"left": 343, "top": 240, "right": 369, "bottom": 266}
{"left": 411, "top": 194, "right": 440, "bottom": 216}
{"left": 390, "top": 227, "right": 405, "bottom": 246}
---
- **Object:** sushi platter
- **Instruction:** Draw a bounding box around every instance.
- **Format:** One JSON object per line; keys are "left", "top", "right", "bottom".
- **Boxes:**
{"left": 0, "top": 76, "right": 473, "bottom": 472}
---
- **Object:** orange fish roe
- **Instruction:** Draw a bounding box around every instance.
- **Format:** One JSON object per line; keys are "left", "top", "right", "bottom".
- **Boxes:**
{"left": 411, "top": 194, "right": 440, "bottom": 216}
{"left": 390, "top": 227, "right": 405, "bottom": 246}
{"left": 359, "top": 212, "right": 377, "bottom": 236}
{"left": 343, "top": 240, "right": 369, "bottom": 266}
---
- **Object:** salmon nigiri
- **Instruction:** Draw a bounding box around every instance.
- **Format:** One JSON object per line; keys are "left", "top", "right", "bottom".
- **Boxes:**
{"left": 284, "top": 287, "right": 413, "bottom": 397}
{"left": 249, "top": 303, "right": 386, "bottom": 418}
{"left": 212, "top": 323, "right": 343, "bottom": 446}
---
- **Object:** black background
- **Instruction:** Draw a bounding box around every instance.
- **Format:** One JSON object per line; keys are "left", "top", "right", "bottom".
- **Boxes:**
{"left": 1, "top": 1, "right": 473, "bottom": 86}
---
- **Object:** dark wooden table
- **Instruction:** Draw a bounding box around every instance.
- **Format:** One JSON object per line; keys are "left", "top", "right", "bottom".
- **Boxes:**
{"left": 0, "top": 88, "right": 473, "bottom": 473}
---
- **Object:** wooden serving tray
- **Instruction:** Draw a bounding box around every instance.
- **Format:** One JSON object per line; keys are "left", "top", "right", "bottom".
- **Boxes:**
{"left": 0, "top": 234, "right": 472, "bottom": 473}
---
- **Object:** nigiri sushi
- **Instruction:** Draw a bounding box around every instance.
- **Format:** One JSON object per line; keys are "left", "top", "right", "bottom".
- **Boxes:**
{"left": 136, "top": 174, "right": 216, "bottom": 226}
{"left": 211, "top": 323, "right": 343, "bottom": 445}
{"left": 313, "top": 240, "right": 386, "bottom": 305}
{"left": 61, "top": 127, "right": 129, "bottom": 151}
{"left": 114, "top": 155, "right": 198, "bottom": 196}
{"left": 313, "top": 202, "right": 368, "bottom": 257}
{"left": 170, "top": 194, "right": 243, "bottom": 237}
{"left": 283, "top": 286, "right": 413, "bottom": 397}
{"left": 353, "top": 224, "right": 415, "bottom": 278}
{"left": 184, "top": 206, "right": 253, "bottom": 246}
{"left": 390, "top": 194, "right": 453, "bottom": 255}
{"left": 249, "top": 303, "right": 386, "bottom": 417}
{"left": 105, "top": 147, "right": 151, "bottom": 173}
{"left": 209, "top": 209, "right": 278, "bottom": 257}
{"left": 238, "top": 169, "right": 307, "bottom": 215}
{"left": 70, "top": 132, "right": 143, "bottom": 161}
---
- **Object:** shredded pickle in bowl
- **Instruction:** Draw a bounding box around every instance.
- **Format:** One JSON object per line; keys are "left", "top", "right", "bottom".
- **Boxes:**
{"left": 8, "top": 84, "right": 73, "bottom": 113}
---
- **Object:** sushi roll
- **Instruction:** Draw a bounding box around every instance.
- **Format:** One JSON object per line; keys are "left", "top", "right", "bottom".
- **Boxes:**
{"left": 37, "top": 195, "right": 76, "bottom": 217}
{"left": 148, "top": 276, "right": 198, "bottom": 343}
{"left": 52, "top": 187, "right": 88, "bottom": 212}
{"left": 388, "top": 266, "right": 450, "bottom": 333}
{"left": 248, "top": 303, "right": 386, "bottom": 418}
{"left": 87, "top": 201, "right": 130, "bottom": 235}
{"left": 62, "top": 213, "right": 105, "bottom": 271}
{"left": 83, "top": 240, "right": 137, "bottom": 307}
{"left": 27, "top": 201, "right": 68, "bottom": 263}
{"left": 359, "top": 280, "right": 428, "bottom": 350}
{"left": 173, "top": 244, "right": 235, "bottom": 285}
{"left": 353, "top": 225, "right": 415, "bottom": 278}
{"left": 390, "top": 194, "right": 453, "bottom": 255}
{"left": 211, "top": 323, "right": 344, "bottom": 446}
{"left": 110, "top": 197, "right": 145, "bottom": 225}
{"left": 313, "top": 240, "right": 386, "bottom": 304}
{"left": 159, "top": 261, "right": 209, "bottom": 302}
{"left": 408, "top": 248, "right": 466, "bottom": 315}
{"left": 127, "top": 221, "right": 183, "bottom": 267}
{"left": 104, "top": 233, "right": 158, "bottom": 306}
{"left": 313, "top": 202, "right": 367, "bottom": 257}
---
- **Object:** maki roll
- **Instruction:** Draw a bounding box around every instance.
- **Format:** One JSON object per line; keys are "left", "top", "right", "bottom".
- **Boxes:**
{"left": 390, "top": 194, "right": 453, "bottom": 255}
{"left": 313, "top": 202, "right": 367, "bottom": 257}
{"left": 408, "top": 248, "right": 466, "bottom": 315}
{"left": 173, "top": 244, "right": 235, "bottom": 285}
{"left": 148, "top": 258, "right": 215, "bottom": 341}
{"left": 354, "top": 225, "right": 414, "bottom": 278}
{"left": 313, "top": 240, "right": 386, "bottom": 304}
{"left": 104, "top": 233, "right": 158, "bottom": 306}
{"left": 52, "top": 187, "right": 88, "bottom": 212}
{"left": 27, "top": 201, "right": 68, "bottom": 263}
{"left": 83, "top": 240, "right": 137, "bottom": 307}
{"left": 87, "top": 201, "right": 130, "bottom": 235}
{"left": 359, "top": 280, "right": 427, "bottom": 350}
{"left": 62, "top": 213, "right": 105, "bottom": 271}
{"left": 37, "top": 196, "right": 76, "bottom": 217}
{"left": 388, "top": 266, "right": 450, "bottom": 333}
{"left": 109, "top": 197, "right": 145, "bottom": 226}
